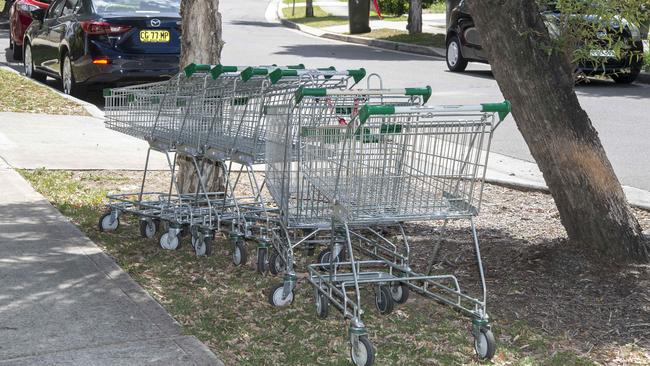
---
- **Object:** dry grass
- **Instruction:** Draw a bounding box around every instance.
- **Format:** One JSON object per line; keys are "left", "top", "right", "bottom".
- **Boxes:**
{"left": 0, "top": 69, "right": 88, "bottom": 115}
{"left": 352, "top": 28, "right": 446, "bottom": 48}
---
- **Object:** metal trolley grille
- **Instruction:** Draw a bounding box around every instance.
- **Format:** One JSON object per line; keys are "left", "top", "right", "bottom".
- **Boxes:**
{"left": 300, "top": 109, "right": 495, "bottom": 223}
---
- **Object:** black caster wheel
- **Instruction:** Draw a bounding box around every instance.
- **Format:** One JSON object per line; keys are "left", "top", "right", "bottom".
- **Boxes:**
{"left": 375, "top": 285, "right": 394, "bottom": 315}
{"left": 350, "top": 335, "right": 375, "bottom": 366}
{"left": 98, "top": 212, "right": 119, "bottom": 232}
{"left": 232, "top": 240, "right": 248, "bottom": 266}
{"left": 474, "top": 327, "right": 496, "bottom": 361}
{"left": 257, "top": 247, "right": 268, "bottom": 274}
{"left": 390, "top": 282, "right": 410, "bottom": 304}
{"left": 268, "top": 251, "right": 283, "bottom": 275}
{"left": 268, "top": 282, "right": 294, "bottom": 307}
{"left": 139, "top": 219, "right": 158, "bottom": 239}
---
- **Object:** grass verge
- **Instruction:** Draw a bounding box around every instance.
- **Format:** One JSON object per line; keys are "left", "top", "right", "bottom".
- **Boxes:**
{"left": 353, "top": 28, "right": 446, "bottom": 48}
{"left": 18, "top": 168, "right": 639, "bottom": 366}
{"left": 0, "top": 69, "right": 88, "bottom": 115}
{"left": 282, "top": 6, "right": 407, "bottom": 28}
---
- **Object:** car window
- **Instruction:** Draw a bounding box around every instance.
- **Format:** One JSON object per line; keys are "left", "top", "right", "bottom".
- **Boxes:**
{"left": 91, "top": 0, "right": 180, "bottom": 16}
{"left": 61, "top": 0, "right": 80, "bottom": 16}
{"left": 46, "top": 0, "right": 66, "bottom": 19}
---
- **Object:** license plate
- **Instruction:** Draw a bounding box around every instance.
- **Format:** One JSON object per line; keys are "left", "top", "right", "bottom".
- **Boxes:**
{"left": 139, "top": 30, "right": 170, "bottom": 43}
{"left": 590, "top": 50, "right": 615, "bottom": 58}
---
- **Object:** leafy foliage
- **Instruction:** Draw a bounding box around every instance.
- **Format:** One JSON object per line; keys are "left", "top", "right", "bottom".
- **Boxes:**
{"left": 536, "top": 0, "right": 648, "bottom": 71}
{"left": 378, "top": 0, "right": 442, "bottom": 16}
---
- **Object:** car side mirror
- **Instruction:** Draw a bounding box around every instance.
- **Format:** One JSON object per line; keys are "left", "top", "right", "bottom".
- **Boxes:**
{"left": 30, "top": 8, "right": 45, "bottom": 21}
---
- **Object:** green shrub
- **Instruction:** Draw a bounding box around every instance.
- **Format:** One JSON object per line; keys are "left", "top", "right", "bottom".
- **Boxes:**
{"left": 376, "top": 0, "right": 441, "bottom": 16}
{"left": 377, "top": 0, "right": 407, "bottom": 16}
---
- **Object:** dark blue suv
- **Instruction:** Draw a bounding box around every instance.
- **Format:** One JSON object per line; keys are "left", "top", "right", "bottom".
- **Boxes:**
{"left": 23, "top": 0, "right": 180, "bottom": 95}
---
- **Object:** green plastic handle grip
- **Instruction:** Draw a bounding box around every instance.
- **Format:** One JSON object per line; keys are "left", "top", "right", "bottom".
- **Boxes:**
{"left": 481, "top": 100, "right": 512, "bottom": 121}
{"left": 184, "top": 63, "right": 213, "bottom": 77}
{"left": 286, "top": 64, "right": 306, "bottom": 69}
{"left": 347, "top": 68, "right": 366, "bottom": 83}
{"left": 241, "top": 67, "right": 270, "bottom": 82}
{"left": 405, "top": 86, "right": 432, "bottom": 103}
{"left": 295, "top": 87, "right": 327, "bottom": 103}
{"left": 358, "top": 105, "right": 396, "bottom": 124}
{"left": 210, "top": 65, "right": 239, "bottom": 79}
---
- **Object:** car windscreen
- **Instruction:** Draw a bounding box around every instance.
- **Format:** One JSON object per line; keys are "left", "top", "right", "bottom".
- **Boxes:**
{"left": 91, "top": 0, "right": 180, "bottom": 16}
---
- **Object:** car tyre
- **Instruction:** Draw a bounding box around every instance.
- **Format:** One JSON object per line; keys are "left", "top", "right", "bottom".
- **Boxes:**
{"left": 62, "top": 53, "right": 86, "bottom": 96}
{"left": 10, "top": 34, "right": 23, "bottom": 61}
{"left": 446, "top": 34, "right": 468, "bottom": 72}
{"left": 23, "top": 43, "right": 46, "bottom": 82}
{"left": 611, "top": 67, "right": 641, "bottom": 84}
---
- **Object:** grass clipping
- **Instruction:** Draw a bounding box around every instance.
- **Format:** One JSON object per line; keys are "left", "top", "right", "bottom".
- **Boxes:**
{"left": 0, "top": 69, "right": 88, "bottom": 115}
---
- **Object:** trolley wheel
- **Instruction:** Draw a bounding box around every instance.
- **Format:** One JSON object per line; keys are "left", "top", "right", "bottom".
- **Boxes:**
{"left": 314, "top": 288, "right": 329, "bottom": 319}
{"left": 350, "top": 335, "right": 375, "bottom": 366}
{"left": 375, "top": 285, "right": 394, "bottom": 315}
{"left": 268, "top": 251, "right": 283, "bottom": 275}
{"left": 139, "top": 219, "right": 158, "bottom": 239}
{"left": 390, "top": 282, "right": 410, "bottom": 304}
{"left": 195, "top": 236, "right": 213, "bottom": 257}
{"left": 474, "top": 327, "right": 496, "bottom": 361}
{"left": 317, "top": 248, "right": 344, "bottom": 271}
{"left": 98, "top": 212, "right": 119, "bottom": 232}
{"left": 268, "top": 283, "right": 294, "bottom": 307}
{"left": 159, "top": 232, "right": 180, "bottom": 250}
{"left": 257, "top": 247, "right": 268, "bottom": 274}
{"left": 232, "top": 240, "right": 248, "bottom": 266}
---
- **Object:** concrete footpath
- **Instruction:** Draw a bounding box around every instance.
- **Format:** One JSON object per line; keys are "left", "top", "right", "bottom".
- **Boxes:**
{"left": 0, "top": 160, "right": 222, "bottom": 365}
{"left": 0, "top": 112, "right": 169, "bottom": 170}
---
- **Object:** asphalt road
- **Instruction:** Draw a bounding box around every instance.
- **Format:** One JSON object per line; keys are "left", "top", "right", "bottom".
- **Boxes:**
{"left": 1, "top": 2, "right": 649, "bottom": 191}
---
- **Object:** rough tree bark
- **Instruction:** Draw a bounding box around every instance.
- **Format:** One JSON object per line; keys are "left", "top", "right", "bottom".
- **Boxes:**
{"left": 306, "top": 0, "right": 314, "bottom": 17}
{"left": 467, "top": 0, "right": 649, "bottom": 263}
{"left": 407, "top": 0, "right": 423, "bottom": 34}
{"left": 179, "top": 0, "right": 225, "bottom": 193}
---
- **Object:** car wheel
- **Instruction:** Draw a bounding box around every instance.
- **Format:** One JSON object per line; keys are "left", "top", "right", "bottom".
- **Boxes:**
{"left": 610, "top": 67, "right": 641, "bottom": 84}
{"left": 24, "top": 44, "right": 46, "bottom": 82}
{"left": 62, "top": 55, "right": 77, "bottom": 95}
{"left": 446, "top": 34, "right": 468, "bottom": 72}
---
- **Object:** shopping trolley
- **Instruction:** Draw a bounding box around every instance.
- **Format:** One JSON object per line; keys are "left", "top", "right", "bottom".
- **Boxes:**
{"left": 300, "top": 101, "right": 511, "bottom": 365}
{"left": 99, "top": 64, "right": 367, "bottom": 261}
{"left": 262, "top": 86, "right": 433, "bottom": 304}
{"left": 197, "top": 67, "right": 368, "bottom": 266}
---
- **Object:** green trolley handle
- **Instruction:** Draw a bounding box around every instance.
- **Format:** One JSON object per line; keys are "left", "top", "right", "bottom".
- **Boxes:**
{"left": 358, "top": 100, "right": 512, "bottom": 124}
{"left": 295, "top": 86, "right": 433, "bottom": 104}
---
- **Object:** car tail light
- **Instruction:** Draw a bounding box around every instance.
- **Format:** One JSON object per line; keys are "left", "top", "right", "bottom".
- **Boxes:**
{"left": 92, "top": 58, "right": 109, "bottom": 65}
{"left": 80, "top": 21, "right": 131, "bottom": 35}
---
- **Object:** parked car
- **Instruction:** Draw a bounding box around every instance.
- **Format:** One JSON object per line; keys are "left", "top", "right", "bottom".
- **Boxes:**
{"left": 9, "top": 0, "right": 51, "bottom": 60}
{"left": 445, "top": 0, "right": 645, "bottom": 84}
{"left": 23, "top": 0, "right": 181, "bottom": 95}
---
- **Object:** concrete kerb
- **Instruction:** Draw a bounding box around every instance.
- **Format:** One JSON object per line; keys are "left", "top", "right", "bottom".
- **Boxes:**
{"left": 273, "top": 1, "right": 445, "bottom": 58}
{"left": 0, "top": 65, "right": 105, "bottom": 119}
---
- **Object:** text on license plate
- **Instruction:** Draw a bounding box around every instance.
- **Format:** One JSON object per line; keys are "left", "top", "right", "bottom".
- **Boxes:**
{"left": 140, "top": 30, "right": 170, "bottom": 43}
{"left": 590, "top": 50, "right": 615, "bottom": 58}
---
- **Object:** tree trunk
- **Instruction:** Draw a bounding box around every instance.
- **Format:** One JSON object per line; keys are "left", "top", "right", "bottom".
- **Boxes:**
{"left": 467, "top": 0, "right": 649, "bottom": 263}
{"left": 407, "top": 0, "right": 423, "bottom": 34}
{"left": 179, "top": 0, "right": 225, "bottom": 194}
{"left": 306, "top": 0, "right": 314, "bottom": 17}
